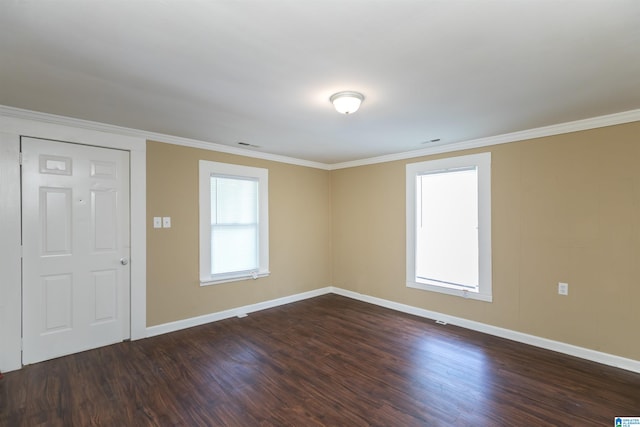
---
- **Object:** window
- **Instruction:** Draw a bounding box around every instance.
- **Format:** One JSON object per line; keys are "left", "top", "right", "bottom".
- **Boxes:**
{"left": 199, "top": 160, "right": 269, "bottom": 285}
{"left": 406, "top": 152, "right": 492, "bottom": 302}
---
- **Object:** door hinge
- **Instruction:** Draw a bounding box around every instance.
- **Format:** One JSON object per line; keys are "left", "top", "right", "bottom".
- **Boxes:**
{"left": 18, "top": 152, "right": 23, "bottom": 165}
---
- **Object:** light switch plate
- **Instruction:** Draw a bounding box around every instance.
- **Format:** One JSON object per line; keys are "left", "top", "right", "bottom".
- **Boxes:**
{"left": 162, "top": 217, "right": 171, "bottom": 228}
{"left": 153, "top": 217, "right": 162, "bottom": 228}
{"left": 558, "top": 282, "right": 569, "bottom": 296}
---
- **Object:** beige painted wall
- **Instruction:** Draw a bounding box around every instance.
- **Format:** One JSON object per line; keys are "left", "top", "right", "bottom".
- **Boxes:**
{"left": 147, "top": 122, "right": 640, "bottom": 362}
{"left": 332, "top": 122, "right": 640, "bottom": 361}
{"left": 146, "top": 141, "right": 332, "bottom": 326}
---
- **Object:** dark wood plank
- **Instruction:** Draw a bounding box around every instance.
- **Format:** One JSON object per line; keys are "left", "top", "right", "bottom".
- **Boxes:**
{"left": 1, "top": 294, "right": 639, "bottom": 426}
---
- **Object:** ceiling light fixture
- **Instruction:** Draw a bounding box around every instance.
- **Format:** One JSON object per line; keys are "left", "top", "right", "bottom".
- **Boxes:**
{"left": 330, "top": 91, "right": 364, "bottom": 115}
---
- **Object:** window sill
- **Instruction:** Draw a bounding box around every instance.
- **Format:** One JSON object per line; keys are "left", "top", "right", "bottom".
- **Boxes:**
{"left": 200, "top": 271, "right": 270, "bottom": 287}
{"left": 406, "top": 281, "right": 492, "bottom": 302}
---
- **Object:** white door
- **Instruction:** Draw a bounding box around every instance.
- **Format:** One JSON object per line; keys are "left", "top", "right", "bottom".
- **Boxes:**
{"left": 21, "top": 137, "right": 130, "bottom": 364}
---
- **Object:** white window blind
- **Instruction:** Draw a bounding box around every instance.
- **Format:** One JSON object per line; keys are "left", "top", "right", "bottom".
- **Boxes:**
{"left": 199, "top": 161, "right": 269, "bottom": 285}
{"left": 416, "top": 167, "right": 479, "bottom": 290}
{"left": 210, "top": 176, "right": 259, "bottom": 275}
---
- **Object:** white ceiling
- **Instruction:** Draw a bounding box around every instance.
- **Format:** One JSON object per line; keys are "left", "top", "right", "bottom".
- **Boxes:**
{"left": 1, "top": 1, "right": 639, "bottom": 164}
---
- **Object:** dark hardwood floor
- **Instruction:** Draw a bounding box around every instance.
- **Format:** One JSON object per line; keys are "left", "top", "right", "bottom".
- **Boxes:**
{"left": 1, "top": 294, "right": 639, "bottom": 426}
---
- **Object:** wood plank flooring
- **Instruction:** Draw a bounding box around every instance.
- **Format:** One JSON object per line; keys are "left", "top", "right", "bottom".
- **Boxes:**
{"left": 1, "top": 294, "right": 639, "bottom": 426}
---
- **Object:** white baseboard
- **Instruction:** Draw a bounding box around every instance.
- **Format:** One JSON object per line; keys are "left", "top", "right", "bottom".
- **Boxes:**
{"left": 330, "top": 287, "right": 640, "bottom": 374}
{"left": 144, "top": 285, "right": 639, "bottom": 374}
{"left": 145, "top": 287, "right": 332, "bottom": 338}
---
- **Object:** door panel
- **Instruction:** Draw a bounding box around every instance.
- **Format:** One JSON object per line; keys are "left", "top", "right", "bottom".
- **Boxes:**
{"left": 22, "top": 137, "right": 130, "bottom": 364}
{"left": 40, "top": 187, "right": 73, "bottom": 254}
{"left": 92, "top": 189, "right": 118, "bottom": 250}
{"left": 42, "top": 273, "right": 73, "bottom": 332}
{"left": 92, "top": 269, "right": 118, "bottom": 323}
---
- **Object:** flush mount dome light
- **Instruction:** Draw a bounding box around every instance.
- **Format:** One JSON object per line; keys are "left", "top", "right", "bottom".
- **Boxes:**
{"left": 330, "top": 91, "right": 364, "bottom": 114}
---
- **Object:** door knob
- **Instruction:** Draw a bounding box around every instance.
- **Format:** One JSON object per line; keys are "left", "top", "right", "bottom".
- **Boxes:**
{"left": 120, "top": 257, "right": 129, "bottom": 265}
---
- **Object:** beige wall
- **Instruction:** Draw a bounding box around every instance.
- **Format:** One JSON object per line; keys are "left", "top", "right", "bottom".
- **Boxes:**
{"left": 146, "top": 141, "right": 332, "bottom": 326}
{"left": 147, "top": 122, "right": 640, "bottom": 362}
{"left": 332, "top": 122, "right": 640, "bottom": 361}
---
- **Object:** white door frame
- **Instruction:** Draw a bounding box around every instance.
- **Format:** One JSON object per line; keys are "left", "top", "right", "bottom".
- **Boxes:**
{"left": 0, "top": 114, "right": 146, "bottom": 372}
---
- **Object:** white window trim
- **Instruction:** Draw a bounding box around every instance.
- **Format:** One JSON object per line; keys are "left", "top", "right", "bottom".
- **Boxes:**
{"left": 406, "top": 152, "right": 492, "bottom": 302}
{"left": 199, "top": 160, "right": 269, "bottom": 286}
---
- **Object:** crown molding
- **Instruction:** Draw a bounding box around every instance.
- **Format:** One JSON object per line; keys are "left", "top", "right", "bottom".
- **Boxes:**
{"left": 0, "top": 105, "right": 330, "bottom": 170}
{"left": 329, "top": 108, "right": 640, "bottom": 170}
{"left": 2, "top": 104, "right": 639, "bottom": 171}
